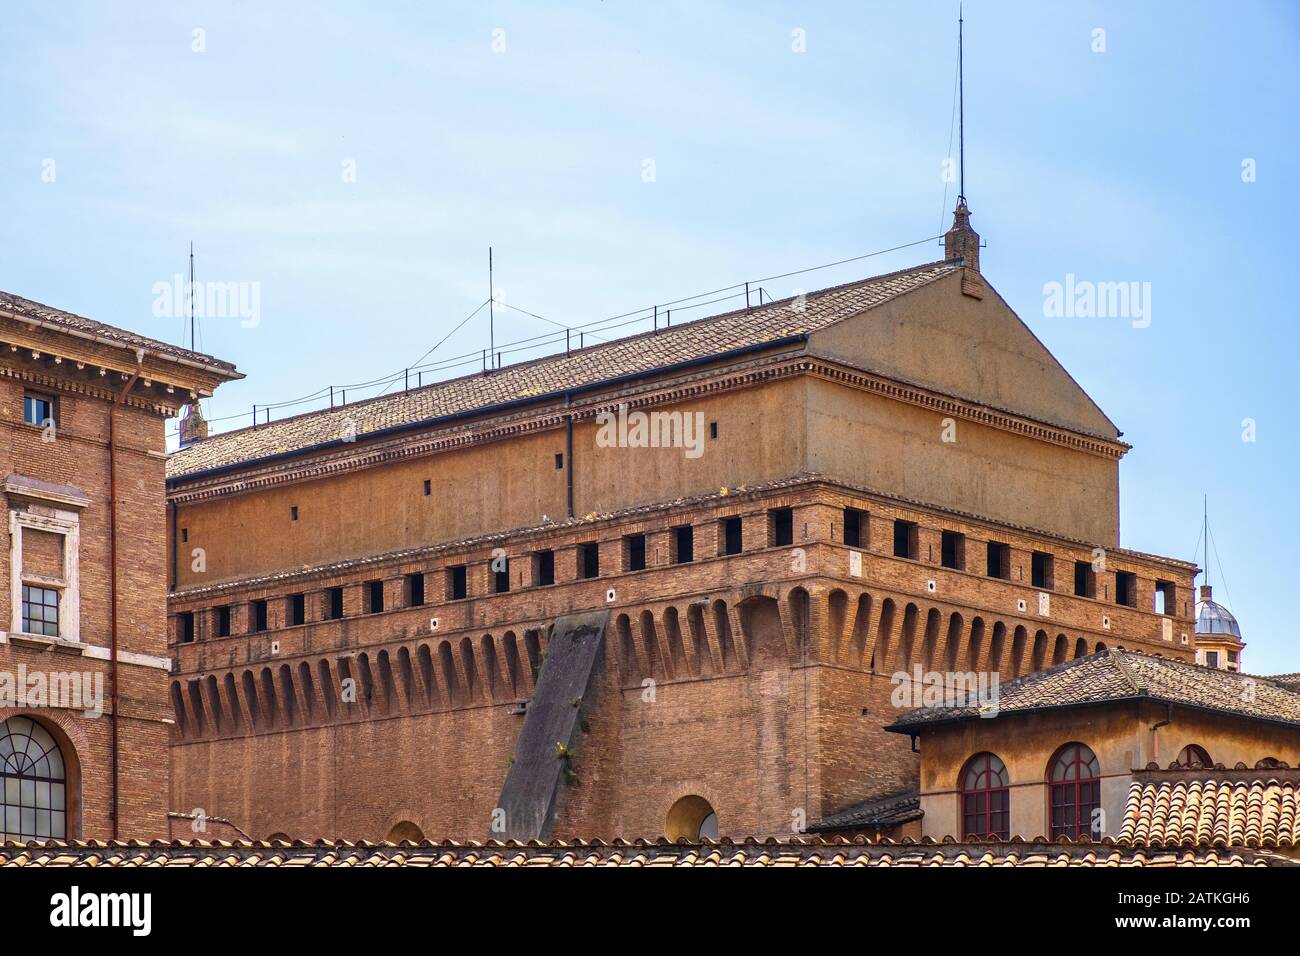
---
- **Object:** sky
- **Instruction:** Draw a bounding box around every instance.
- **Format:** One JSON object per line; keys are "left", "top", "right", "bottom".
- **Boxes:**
{"left": 2, "top": 1, "right": 1296, "bottom": 671}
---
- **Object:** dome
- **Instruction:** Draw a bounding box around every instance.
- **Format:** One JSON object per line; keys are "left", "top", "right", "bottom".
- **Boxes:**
{"left": 1195, "top": 586, "right": 1241, "bottom": 639}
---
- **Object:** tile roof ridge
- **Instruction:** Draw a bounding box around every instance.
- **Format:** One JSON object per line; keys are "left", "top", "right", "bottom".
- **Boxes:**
{"left": 1109, "top": 648, "right": 1148, "bottom": 696}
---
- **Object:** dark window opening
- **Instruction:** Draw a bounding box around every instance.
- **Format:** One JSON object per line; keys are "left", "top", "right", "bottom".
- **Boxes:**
{"left": 494, "top": 559, "right": 511, "bottom": 594}
{"left": 326, "top": 587, "right": 344, "bottom": 620}
{"left": 709, "top": 421, "right": 718, "bottom": 439}
{"left": 1206, "top": 651, "right": 1220, "bottom": 668}
{"left": 722, "top": 517, "right": 743, "bottom": 556}
{"left": 986, "top": 541, "right": 1010, "bottom": 580}
{"left": 290, "top": 505, "right": 299, "bottom": 522}
{"left": 407, "top": 573, "right": 425, "bottom": 607}
{"left": 673, "top": 525, "right": 694, "bottom": 564}
{"left": 366, "top": 580, "right": 384, "bottom": 614}
{"left": 215, "top": 605, "right": 231, "bottom": 637}
{"left": 288, "top": 593, "right": 305, "bottom": 626}
{"left": 448, "top": 566, "right": 468, "bottom": 600}
{"left": 178, "top": 611, "right": 195, "bottom": 644}
{"left": 624, "top": 534, "right": 646, "bottom": 571}
{"left": 180, "top": 527, "right": 189, "bottom": 543}
{"left": 20, "top": 585, "right": 59, "bottom": 637}
{"left": 423, "top": 479, "right": 432, "bottom": 496}
{"left": 534, "top": 549, "right": 555, "bottom": 586}
{"left": 769, "top": 508, "right": 794, "bottom": 547}
{"left": 893, "top": 520, "right": 918, "bottom": 560}
{"left": 941, "top": 530, "right": 965, "bottom": 570}
{"left": 1031, "top": 551, "right": 1054, "bottom": 590}
{"left": 554, "top": 453, "right": 564, "bottom": 470}
{"left": 1155, "top": 580, "right": 1175, "bottom": 615}
{"left": 579, "top": 542, "right": 600, "bottom": 579}
{"left": 843, "top": 508, "right": 865, "bottom": 548}
{"left": 1074, "top": 561, "right": 1095, "bottom": 598}
{"left": 23, "top": 392, "right": 54, "bottom": 427}
{"left": 1115, "top": 571, "right": 1136, "bottom": 607}
{"left": 251, "top": 599, "right": 268, "bottom": 633}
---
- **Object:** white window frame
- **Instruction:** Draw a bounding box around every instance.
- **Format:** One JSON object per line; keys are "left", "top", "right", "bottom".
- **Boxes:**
{"left": 8, "top": 508, "right": 81, "bottom": 646}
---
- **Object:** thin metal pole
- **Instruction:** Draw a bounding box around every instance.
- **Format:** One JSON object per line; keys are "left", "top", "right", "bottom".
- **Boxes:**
{"left": 958, "top": 4, "right": 965, "bottom": 204}
{"left": 488, "top": 247, "right": 495, "bottom": 365}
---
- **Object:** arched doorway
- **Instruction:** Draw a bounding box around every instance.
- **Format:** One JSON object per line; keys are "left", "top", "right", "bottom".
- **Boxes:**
{"left": 665, "top": 795, "right": 718, "bottom": 841}
{"left": 386, "top": 820, "right": 425, "bottom": 843}
{"left": 0, "top": 715, "right": 69, "bottom": 841}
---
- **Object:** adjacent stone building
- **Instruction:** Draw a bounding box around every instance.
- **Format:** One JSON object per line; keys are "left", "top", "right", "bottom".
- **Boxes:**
{"left": 0, "top": 291, "right": 239, "bottom": 841}
{"left": 163, "top": 210, "right": 1206, "bottom": 843}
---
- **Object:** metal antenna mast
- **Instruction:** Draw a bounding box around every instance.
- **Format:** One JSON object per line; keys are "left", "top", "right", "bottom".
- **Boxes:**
{"left": 488, "top": 247, "right": 495, "bottom": 369}
{"left": 958, "top": 4, "right": 966, "bottom": 205}
{"left": 188, "top": 241, "right": 196, "bottom": 350}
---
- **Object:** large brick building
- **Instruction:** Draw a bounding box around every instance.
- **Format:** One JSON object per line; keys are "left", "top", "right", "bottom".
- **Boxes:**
{"left": 162, "top": 207, "right": 1211, "bottom": 843}
{"left": 0, "top": 291, "right": 239, "bottom": 842}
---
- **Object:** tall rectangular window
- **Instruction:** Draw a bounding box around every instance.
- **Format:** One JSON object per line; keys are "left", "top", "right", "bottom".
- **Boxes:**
{"left": 579, "top": 542, "right": 600, "bottom": 579}
{"left": 178, "top": 610, "right": 195, "bottom": 644}
{"left": 288, "top": 593, "right": 306, "bottom": 626}
{"left": 986, "top": 542, "right": 1010, "bottom": 580}
{"left": 1031, "top": 551, "right": 1054, "bottom": 590}
{"left": 893, "top": 520, "right": 918, "bottom": 560}
{"left": 326, "top": 587, "right": 345, "bottom": 619}
{"left": 941, "top": 530, "right": 965, "bottom": 570}
{"left": 769, "top": 507, "right": 794, "bottom": 547}
{"left": 1073, "top": 561, "right": 1095, "bottom": 599}
{"left": 1155, "top": 580, "right": 1175, "bottom": 615}
{"left": 1115, "top": 571, "right": 1136, "bottom": 608}
{"left": 673, "top": 525, "right": 694, "bottom": 564}
{"left": 216, "top": 605, "right": 232, "bottom": 636}
{"left": 366, "top": 580, "right": 384, "bottom": 614}
{"left": 251, "top": 599, "right": 268, "bottom": 633}
{"left": 534, "top": 550, "right": 555, "bottom": 586}
{"left": 494, "top": 559, "right": 511, "bottom": 594}
{"left": 721, "top": 517, "right": 743, "bottom": 555}
{"left": 407, "top": 573, "right": 426, "bottom": 607}
{"left": 449, "top": 565, "right": 468, "bottom": 600}
{"left": 843, "top": 508, "right": 865, "bottom": 548}
{"left": 624, "top": 534, "right": 646, "bottom": 571}
{"left": 23, "top": 392, "right": 54, "bottom": 427}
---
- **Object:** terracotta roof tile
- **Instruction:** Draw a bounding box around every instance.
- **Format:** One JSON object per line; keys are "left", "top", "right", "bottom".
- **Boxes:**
{"left": 1120, "top": 773, "right": 1300, "bottom": 847}
{"left": 166, "top": 261, "right": 958, "bottom": 479}
{"left": 0, "top": 836, "right": 1277, "bottom": 867}
{"left": 888, "top": 649, "right": 1300, "bottom": 730}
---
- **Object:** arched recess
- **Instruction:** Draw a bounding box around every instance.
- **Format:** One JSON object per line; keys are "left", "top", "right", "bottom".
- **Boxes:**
{"left": 738, "top": 595, "right": 785, "bottom": 669}
{"left": 665, "top": 795, "right": 719, "bottom": 842}
{"left": 386, "top": 820, "right": 425, "bottom": 843}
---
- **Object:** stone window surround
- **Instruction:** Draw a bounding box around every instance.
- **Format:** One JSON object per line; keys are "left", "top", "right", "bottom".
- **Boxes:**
{"left": 8, "top": 506, "right": 81, "bottom": 647}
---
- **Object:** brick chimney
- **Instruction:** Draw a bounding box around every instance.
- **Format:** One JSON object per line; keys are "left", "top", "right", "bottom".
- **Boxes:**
{"left": 1199, "top": 584, "right": 1213, "bottom": 603}
{"left": 179, "top": 401, "right": 208, "bottom": 447}
{"left": 944, "top": 200, "right": 980, "bottom": 273}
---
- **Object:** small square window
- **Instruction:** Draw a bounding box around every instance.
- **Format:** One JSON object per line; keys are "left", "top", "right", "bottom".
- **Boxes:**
{"left": 21, "top": 584, "right": 60, "bottom": 637}
{"left": 624, "top": 534, "right": 646, "bottom": 571}
{"left": 23, "top": 392, "right": 55, "bottom": 427}
{"left": 769, "top": 508, "right": 794, "bottom": 547}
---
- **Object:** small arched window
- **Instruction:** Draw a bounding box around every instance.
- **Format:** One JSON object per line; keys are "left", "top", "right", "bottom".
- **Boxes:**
{"left": 960, "top": 752, "right": 1010, "bottom": 839}
{"left": 1176, "top": 745, "right": 1212, "bottom": 769}
{"left": 0, "top": 716, "right": 67, "bottom": 841}
{"left": 666, "top": 795, "right": 718, "bottom": 841}
{"left": 1049, "top": 743, "right": 1101, "bottom": 839}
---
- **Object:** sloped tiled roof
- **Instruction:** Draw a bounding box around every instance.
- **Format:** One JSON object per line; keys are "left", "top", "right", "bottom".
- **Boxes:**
{"left": 166, "top": 261, "right": 959, "bottom": 480}
{"left": 1268, "top": 674, "right": 1300, "bottom": 692}
{"left": 888, "top": 649, "right": 1300, "bottom": 730}
{"left": 809, "top": 791, "right": 922, "bottom": 833}
{"left": 1120, "top": 774, "right": 1300, "bottom": 848}
{"left": 0, "top": 836, "right": 1277, "bottom": 867}
{"left": 0, "top": 288, "right": 238, "bottom": 373}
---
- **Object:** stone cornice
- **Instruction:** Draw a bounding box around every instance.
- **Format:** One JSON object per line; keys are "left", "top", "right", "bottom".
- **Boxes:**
{"left": 169, "top": 354, "right": 1127, "bottom": 504}
{"left": 1, "top": 357, "right": 183, "bottom": 416}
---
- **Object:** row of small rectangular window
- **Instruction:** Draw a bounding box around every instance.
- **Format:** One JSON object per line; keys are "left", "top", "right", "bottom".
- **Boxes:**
{"left": 851, "top": 510, "right": 1176, "bottom": 612}
{"left": 176, "top": 509, "right": 801, "bottom": 641}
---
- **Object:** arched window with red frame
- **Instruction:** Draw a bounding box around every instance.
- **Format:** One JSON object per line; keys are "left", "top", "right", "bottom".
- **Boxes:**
{"left": 1175, "top": 744, "right": 1212, "bottom": 769}
{"left": 960, "top": 752, "right": 1010, "bottom": 839}
{"left": 1049, "top": 743, "right": 1100, "bottom": 839}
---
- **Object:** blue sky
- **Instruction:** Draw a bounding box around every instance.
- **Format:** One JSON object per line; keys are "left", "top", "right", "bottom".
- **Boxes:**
{"left": 2, "top": 1, "right": 1296, "bottom": 670}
